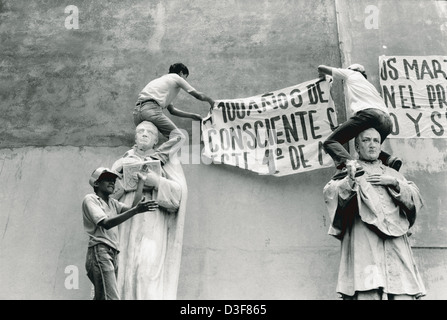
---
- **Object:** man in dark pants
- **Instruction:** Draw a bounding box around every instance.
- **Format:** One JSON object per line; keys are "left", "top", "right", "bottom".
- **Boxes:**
{"left": 318, "top": 63, "right": 402, "bottom": 180}
{"left": 133, "top": 63, "right": 215, "bottom": 164}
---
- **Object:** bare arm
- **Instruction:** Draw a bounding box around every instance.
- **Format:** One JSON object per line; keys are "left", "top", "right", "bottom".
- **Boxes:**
{"left": 188, "top": 90, "right": 215, "bottom": 108}
{"left": 97, "top": 198, "right": 158, "bottom": 230}
{"left": 98, "top": 173, "right": 158, "bottom": 230}
{"left": 167, "top": 104, "right": 202, "bottom": 121}
{"left": 318, "top": 65, "right": 333, "bottom": 77}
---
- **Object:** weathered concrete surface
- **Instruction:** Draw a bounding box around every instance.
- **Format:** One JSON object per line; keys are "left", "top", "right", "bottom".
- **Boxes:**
{"left": 0, "top": 146, "right": 128, "bottom": 299}
{"left": 1, "top": 146, "right": 446, "bottom": 299}
{"left": 178, "top": 246, "right": 447, "bottom": 300}
{"left": 0, "top": 0, "right": 342, "bottom": 148}
{"left": 0, "top": 0, "right": 346, "bottom": 299}
{"left": 1, "top": 0, "right": 446, "bottom": 300}
{"left": 0, "top": 146, "right": 340, "bottom": 299}
{"left": 178, "top": 246, "right": 341, "bottom": 300}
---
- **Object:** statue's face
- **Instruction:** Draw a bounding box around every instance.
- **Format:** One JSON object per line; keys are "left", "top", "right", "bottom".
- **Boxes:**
{"left": 135, "top": 123, "right": 158, "bottom": 150}
{"left": 355, "top": 128, "right": 381, "bottom": 161}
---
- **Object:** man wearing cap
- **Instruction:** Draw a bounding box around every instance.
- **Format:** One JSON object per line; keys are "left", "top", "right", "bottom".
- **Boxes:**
{"left": 317, "top": 63, "right": 402, "bottom": 180}
{"left": 82, "top": 167, "right": 158, "bottom": 300}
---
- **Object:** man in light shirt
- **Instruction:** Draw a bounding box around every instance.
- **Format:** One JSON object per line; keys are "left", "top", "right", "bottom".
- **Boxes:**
{"left": 318, "top": 63, "right": 402, "bottom": 180}
{"left": 82, "top": 167, "right": 158, "bottom": 299}
{"left": 133, "top": 63, "right": 215, "bottom": 164}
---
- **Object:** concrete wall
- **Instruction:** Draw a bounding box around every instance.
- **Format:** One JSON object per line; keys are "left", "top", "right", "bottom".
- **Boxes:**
{"left": 1, "top": 0, "right": 446, "bottom": 299}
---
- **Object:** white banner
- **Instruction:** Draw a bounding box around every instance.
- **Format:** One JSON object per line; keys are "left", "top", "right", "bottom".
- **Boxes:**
{"left": 379, "top": 55, "right": 447, "bottom": 138}
{"left": 201, "top": 78, "right": 337, "bottom": 176}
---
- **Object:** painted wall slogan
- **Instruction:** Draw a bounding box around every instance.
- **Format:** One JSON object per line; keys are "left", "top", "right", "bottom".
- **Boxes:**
{"left": 201, "top": 78, "right": 337, "bottom": 176}
{"left": 379, "top": 55, "right": 447, "bottom": 138}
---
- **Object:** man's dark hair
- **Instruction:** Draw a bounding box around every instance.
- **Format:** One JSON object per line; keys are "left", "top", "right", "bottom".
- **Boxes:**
{"left": 169, "top": 63, "right": 189, "bottom": 76}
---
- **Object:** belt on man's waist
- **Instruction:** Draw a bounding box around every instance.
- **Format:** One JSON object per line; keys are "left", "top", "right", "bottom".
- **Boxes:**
{"left": 135, "top": 99, "right": 160, "bottom": 107}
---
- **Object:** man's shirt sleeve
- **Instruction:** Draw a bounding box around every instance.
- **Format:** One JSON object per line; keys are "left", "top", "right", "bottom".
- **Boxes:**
{"left": 175, "top": 75, "right": 196, "bottom": 93}
{"left": 83, "top": 195, "right": 106, "bottom": 226}
{"left": 332, "top": 68, "right": 355, "bottom": 80}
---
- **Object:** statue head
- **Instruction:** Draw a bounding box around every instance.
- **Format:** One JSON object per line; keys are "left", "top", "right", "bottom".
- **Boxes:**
{"left": 135, "top": 121, "right": 159, "bottom": 151}
{"left": 355, "top": 127, "right": 381, "bottom": 161}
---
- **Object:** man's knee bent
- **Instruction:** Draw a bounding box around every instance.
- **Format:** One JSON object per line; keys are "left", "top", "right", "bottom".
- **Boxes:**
{"left": 323, "top": 139, "right": 335, "bottom": 153}
{"left": 169, "top": 128, "right": 187, "bottom": 142}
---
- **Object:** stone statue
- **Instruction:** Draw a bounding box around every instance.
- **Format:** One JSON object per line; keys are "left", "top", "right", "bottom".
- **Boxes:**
{"left": 323, "top": 127, "right": 425, "bottom": 300}
{"left": 111, "top": 121, "right": 187, "bottom": 299}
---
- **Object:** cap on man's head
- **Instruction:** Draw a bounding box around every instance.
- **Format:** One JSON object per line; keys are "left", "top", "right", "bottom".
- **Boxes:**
{"left": 89, "top": 167, "right": 121, "bottom": 187}
{"left": 347, "top": 63, "right": 366, "bottom": 74}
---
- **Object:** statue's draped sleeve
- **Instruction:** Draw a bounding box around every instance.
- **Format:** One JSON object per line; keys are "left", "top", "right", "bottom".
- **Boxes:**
{"left": 323, "top": 168, "right": 424, "bottom": 239}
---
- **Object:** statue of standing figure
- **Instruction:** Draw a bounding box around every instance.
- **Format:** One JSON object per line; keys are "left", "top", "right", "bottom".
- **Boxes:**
{"left": 111, "top": 121, "right": 187, "bottom": 299}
